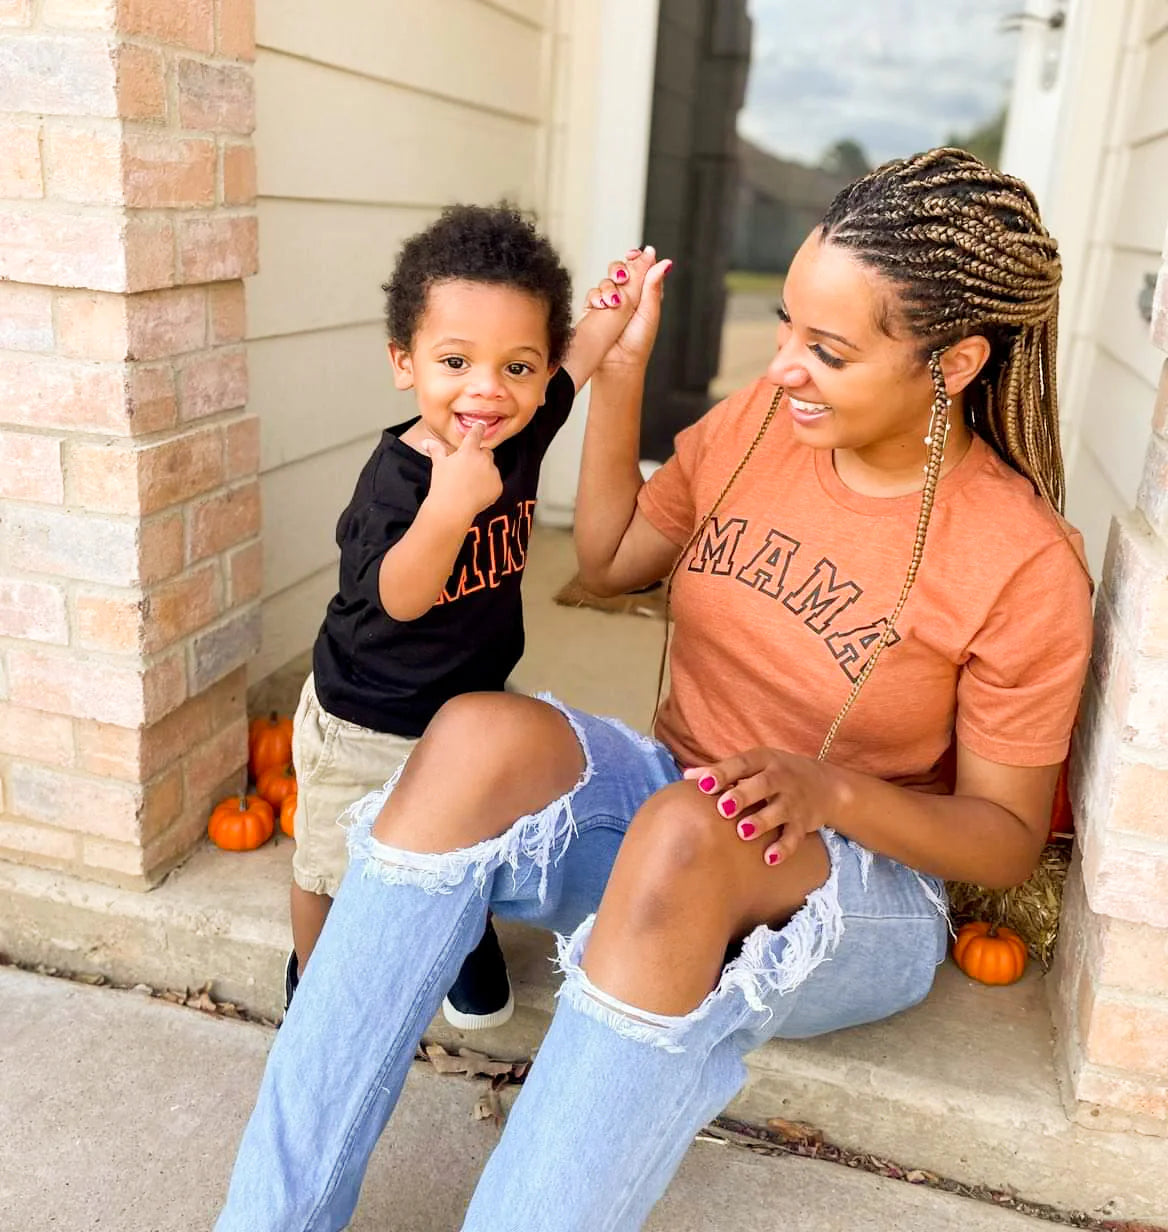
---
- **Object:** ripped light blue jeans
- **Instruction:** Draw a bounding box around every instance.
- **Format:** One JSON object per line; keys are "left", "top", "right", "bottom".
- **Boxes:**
{"left": 218, "top": 698, "right": 948, "bottom": 1232}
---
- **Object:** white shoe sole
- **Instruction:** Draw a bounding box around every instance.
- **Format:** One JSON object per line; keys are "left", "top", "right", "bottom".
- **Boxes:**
{"left": 441, "top": 989, "right": 515, "bottom": 1031}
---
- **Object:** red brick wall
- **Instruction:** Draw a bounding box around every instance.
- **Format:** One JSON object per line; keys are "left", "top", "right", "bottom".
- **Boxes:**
{"left": 0, "top": 0, "right": 259, "bottom": 885}
{"left": 1052, "top": 258, "right": 1168, "bottom": 1135}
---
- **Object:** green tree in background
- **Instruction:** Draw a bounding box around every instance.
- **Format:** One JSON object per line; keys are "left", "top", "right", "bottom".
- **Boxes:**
{"left": 819, "top": 138, "right": 871, "bottom": 180}
{"left": 946, "top": 106, "right": 1008, "bottom": 167}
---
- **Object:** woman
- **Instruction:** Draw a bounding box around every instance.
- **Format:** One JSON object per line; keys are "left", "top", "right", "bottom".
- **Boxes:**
{"left": 218, "top": 149, "right": 1093, "bottom": 1231}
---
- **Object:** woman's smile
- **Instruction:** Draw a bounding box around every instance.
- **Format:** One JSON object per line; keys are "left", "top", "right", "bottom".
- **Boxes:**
{"left": 785, "top": 392, "right": 833, "bottom": 425}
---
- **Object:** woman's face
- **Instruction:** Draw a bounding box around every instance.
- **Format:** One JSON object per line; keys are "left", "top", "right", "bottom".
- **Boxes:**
{"left": 766, "top": 231, "right": 938, "bottom": 462}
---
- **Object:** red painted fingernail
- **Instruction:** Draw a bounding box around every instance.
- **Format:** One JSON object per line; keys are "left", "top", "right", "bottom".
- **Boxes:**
{"left": 766, "top": 851, "right": 781, "bottom": 866}
{"left": 609, "top": 292, "right": 621, "bottom": 306}
{"left": 720, "top": 798, "right": 738, "bottom": 818}
{"left": 738, "top": 821, "right": 755, "bottom": 839}
{"left": 698, "top": 776, "right": 716, "bottom": 793}
{"left": 615, "top": 268, "right": 628, "bottom": 282}
{"left": 663, "top": 259, "right": 674, "bottom": 275}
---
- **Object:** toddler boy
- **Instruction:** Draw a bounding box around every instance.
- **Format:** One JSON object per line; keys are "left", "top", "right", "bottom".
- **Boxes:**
{"left": 288, "top": 204, "right": 634, "bottom": 1027}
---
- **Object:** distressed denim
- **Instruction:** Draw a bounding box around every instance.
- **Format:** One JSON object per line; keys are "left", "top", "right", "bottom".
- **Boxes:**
{"left": 217, "top": 697, "right": 948, "bottom": 1231}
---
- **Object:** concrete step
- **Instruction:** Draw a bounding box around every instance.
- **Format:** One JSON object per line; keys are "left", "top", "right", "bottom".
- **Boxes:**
{"left": 0, "top": 964, "right": 1070, "bottom": 1231}
{"left": 3, "top": 843, "right": 1165, "bottom": 1225}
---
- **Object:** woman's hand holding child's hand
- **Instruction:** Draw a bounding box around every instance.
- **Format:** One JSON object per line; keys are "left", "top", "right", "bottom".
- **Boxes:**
{"left": 582, "top": 247, "right": 673, "bottom": 374}
{"left": 562, "top": 245, "right": 671, "bottom": 390}
{"left": 418, "top": 423, "right": 503, "bottom": 522}
{"left": 683, "top": 750, "right": 847, "bottom": 867}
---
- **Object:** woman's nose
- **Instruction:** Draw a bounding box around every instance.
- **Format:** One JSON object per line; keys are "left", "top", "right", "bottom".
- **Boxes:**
{"left": 767, "top": 349, "right": 811, "bottom": 388}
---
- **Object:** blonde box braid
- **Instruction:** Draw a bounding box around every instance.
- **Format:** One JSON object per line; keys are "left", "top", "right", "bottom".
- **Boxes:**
{"left": 815, "top": 353, "right": 952, "bottom": 760}
{"left": 655, "top": 147, "right": 1071, "bottom": 762}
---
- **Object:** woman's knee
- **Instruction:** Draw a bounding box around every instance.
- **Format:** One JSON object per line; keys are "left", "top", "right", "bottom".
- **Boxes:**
{"left": 611, "top": 782, "right": 737, "bottom": 924}
{"left": 631, "top": 781, "right": 728, "bottom": 870}
{"left": 608, "top": 783, "right": 828, "bottom": 937}
{"left": 372, "top": 694, "right": 585, "bottom": 850}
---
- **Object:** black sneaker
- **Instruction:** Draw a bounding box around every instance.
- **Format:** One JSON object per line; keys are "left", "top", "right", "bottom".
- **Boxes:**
{"left": 283, "top": 949, "right": 299, "bottom": 1014}
{"left": 442, "top": 917, "right": 514, "bottom": 1030}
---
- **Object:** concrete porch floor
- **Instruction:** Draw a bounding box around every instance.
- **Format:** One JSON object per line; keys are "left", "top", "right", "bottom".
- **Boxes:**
{"left": 3, "top": 525, "right": 1167, "bottom": 1225}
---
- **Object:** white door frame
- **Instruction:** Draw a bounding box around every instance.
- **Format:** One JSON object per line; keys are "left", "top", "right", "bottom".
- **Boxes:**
{"left": 536, "top": 0, "right": 661, "bottom": 527}
{"left": 1002, "top": 0, "right": 1136, "bottom": 461}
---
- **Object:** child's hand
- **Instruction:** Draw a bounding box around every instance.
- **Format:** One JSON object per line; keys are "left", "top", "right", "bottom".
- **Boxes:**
{"left": 563, "top": 247, "right": 672, "bottom": 390}
{"left": 419, "top": 424, "right": 502, "bottom": 521}
{"left": 581, "top": 246, "right": 672, "bottom": 374}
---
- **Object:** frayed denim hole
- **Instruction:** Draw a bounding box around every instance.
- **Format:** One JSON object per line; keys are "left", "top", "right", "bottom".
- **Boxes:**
{"left": 554, "top": 916, "right": 690, "bottom": 1054}
{"left": 553, "top": 832, "right": 847, "bottom": 1053}
{"left": 342, "top": 694, "right": 595, "bottom": 903}
{"left": 709, "top": 830, "right": 848, "bottom": 1034}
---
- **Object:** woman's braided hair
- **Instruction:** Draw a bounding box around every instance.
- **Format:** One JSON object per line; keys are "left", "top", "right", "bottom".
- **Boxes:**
{"left": 821, "top": 146, "right": 1065, "bottom": 511}
{"left": 657, "top": 148, "right": 1071, "bottom": 760}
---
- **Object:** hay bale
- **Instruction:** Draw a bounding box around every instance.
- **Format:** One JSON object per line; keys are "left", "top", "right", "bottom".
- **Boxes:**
{"left": 946, "top": 842, "right": 1071, "bottom": 969}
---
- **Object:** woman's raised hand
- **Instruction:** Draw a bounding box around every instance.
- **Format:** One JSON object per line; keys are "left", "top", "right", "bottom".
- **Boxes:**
{"left": 682, "top": 749, "right": 847, "bottom": 867}
{"left": 583, "top": 246, "right": 672, "bottom": 373}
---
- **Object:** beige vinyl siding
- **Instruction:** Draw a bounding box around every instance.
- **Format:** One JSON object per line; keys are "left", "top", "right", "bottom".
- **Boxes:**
{"left": 249, "top": 0, "right": 555, "bottom": 682}
{"left": 1062, "top": 4, "right": 1168, "bottom": 573}
{"left": 248, "top": 202, "right": 434, "bottom": 340}
{"left": 256, "top": 0, "right": 548, "bottom": 120}
{"left": 1144, "top": 0, "right": 1168, "bottom": 37}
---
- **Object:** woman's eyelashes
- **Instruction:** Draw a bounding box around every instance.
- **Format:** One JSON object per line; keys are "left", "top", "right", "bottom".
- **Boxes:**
{"left": 775, "top": 305, "right": 846, "bottom": 370}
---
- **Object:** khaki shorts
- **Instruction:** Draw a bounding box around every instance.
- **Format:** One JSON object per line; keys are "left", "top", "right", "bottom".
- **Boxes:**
{"left": 290, "top": 674, "right": 417, "bottom": 897}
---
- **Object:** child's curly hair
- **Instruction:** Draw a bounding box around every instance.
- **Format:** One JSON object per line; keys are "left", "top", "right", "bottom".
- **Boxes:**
{"left": 383, "top": 204, "right": 573, "bottom": 366}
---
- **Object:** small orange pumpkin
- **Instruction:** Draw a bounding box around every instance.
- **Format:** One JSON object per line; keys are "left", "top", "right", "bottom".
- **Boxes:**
{"left": 279, "top": 791, "right": 297, "bottom": 839}
{"left": 953, "top": 921, "right": 1028, "bottom": 986}
{"left": 208, "top": 794, "right": 275, "bottom": 852}
{"left": 257, "top": 761, "right": 297, "bottom": 811}
{"left": 249, "top": 712, "right": 293, "bottom": 782}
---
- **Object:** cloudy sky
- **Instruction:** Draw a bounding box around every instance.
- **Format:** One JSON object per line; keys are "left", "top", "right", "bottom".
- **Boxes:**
{"left": 739, "top": 0, "right": 1021, "bottom": 166}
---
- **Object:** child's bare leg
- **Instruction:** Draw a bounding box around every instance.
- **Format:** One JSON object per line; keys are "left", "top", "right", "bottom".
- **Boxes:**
{"left": 290, "top": 883, "right": 332, "bottom": 973}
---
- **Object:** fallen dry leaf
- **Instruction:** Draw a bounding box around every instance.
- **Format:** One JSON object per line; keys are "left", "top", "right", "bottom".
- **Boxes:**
{"left": 422, "top": 1043, "right": 518, "bottom": 1080}
{"left": 185, "top": 983, "right": 218, "bottom": 1013}
{"left": 765, "top": 1118, "right": 823, "bottom": 1148}
{"left": 456, "top": 1048, "right": 516, "bottom": 1079}
{"left": 473, "top": 1086, "right": 504, "bottom": 1127}
{"left": 424, "top": 1044, "right": 470, "bottom": 1075}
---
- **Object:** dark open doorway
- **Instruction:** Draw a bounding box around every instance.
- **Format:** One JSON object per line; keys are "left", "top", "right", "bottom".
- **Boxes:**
{"left": 639, "top": 0, "right": 753, "bottom": 462}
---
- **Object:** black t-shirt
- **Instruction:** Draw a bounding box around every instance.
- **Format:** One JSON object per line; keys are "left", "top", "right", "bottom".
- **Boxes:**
{"left": 312, "top": 366, "right": 575, "bottom": 736}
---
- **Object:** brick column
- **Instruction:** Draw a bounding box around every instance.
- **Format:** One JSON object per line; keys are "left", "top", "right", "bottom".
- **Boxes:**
{"left": 0, "top": 0, "right": 259, "bottom": 886}
{"left": 1051, "top": 258, "right": 1168, "bottom": 1136}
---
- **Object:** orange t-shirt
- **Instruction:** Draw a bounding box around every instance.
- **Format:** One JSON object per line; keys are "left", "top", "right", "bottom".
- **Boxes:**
{"left": 637, "top": 378, "right": 1094, "bottom": 785}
